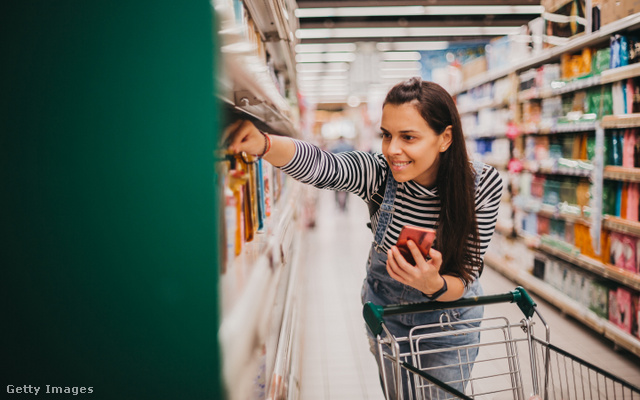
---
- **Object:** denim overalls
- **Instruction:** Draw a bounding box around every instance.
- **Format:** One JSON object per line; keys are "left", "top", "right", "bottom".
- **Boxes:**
{"left": 361, "top": 162, "right": 485, "bottom": 399}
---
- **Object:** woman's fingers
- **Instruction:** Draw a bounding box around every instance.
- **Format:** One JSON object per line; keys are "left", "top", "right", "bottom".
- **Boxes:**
{"left": 227, "top": 120, "right": 262, "bottom": 154}
{"left": 406, "top": 240, "right": 427, "bottom": 264}
{"left": 387, "top": 246, "right": 416, "bottom": 283}
{"left": 428, "top": 247, "right": 443, "bottom": 272}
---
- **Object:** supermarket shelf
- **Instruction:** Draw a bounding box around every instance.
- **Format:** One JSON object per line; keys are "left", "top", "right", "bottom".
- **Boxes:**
{"left": 220, "top": 95, "right": 298, "bottom": 139}
{"left": 537, "top": 207, "right": 591, "bottom": 226}
{"left": 245, "top": 0, "right": 298, "bottom": 91}
{"left": 485, "top": 252, "right": 640, "bottom": 358}
{"left": 524, "top": 121, "right": 597, "bottom": 135}
{"left": 602, "top": 114, "right": 640, "bottom": 129}
{"left": 518, "top": 75, "right": 601, "bottom": 102}
{"left": 458, "top": 98, "right": 510, "bottom": 115}
{"left": 603, "top": 166, "right": 640, "bottom": 182}
{"left": 218, "top": 182, "right": 304, "bottom": 397}
{"left": 600, "top": 63, "right": 640, "bottom": 84}
{"left": 603, "top": 215, "right": 640, "bottom": 236}
{"left": 538, "top": 242, "right": 640, "bottom": 291}
{"left": 456, "top": 13, "right": 640, "bottom": 94}
{"left": 467, "top": 131, "right": 509, "bottom": 139}
{"left": 543, "top": 0, "right": 573, "bottom": 14}
{"left": 244, "top": 0, "right": 295, "bottom": 42}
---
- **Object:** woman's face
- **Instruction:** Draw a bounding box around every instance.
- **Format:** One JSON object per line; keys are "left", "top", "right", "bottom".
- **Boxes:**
{"left": 380, "top": 102, "right": 451, "bottom": 187}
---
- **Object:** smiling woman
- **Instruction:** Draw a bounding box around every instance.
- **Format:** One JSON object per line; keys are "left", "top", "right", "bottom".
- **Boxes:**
{"left": 227, "top": 77, "right": 503, "bottom": 399}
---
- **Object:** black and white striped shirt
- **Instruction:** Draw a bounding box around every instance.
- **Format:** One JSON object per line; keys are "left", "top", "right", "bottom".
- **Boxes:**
{"left": 280, "top": 140, "right": 503, "bottom": 278}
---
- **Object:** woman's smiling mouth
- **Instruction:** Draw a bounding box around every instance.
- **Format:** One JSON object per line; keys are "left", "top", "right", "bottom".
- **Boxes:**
{"left": 390, "top": 160, "right": 412, "bottom": 170}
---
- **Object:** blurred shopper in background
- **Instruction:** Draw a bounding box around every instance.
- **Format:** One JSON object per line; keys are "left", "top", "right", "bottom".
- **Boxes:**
{"left": 227, "top": 77, "right": 502, "bottom": 399}
{"left": 329, "top": 136, "right": 355, "bottom": 211}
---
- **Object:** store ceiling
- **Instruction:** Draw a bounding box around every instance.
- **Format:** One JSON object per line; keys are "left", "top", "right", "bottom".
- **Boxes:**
{"left": 294, "top": 0, "right": 543, "bottom": 105}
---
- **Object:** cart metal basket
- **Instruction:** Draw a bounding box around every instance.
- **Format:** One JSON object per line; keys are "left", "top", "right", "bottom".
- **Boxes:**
{"left": 363, "top": 286, "right": 640, "bottom": 400}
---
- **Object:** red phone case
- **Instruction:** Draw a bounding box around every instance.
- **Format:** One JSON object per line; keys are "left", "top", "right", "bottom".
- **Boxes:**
{"left": 396, "top": 226, "right": 436, "bottom": 264}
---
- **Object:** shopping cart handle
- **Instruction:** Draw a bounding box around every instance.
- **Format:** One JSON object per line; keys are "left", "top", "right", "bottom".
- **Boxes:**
{"left": 364, "top": 286, "right": 537, "bottom": 336}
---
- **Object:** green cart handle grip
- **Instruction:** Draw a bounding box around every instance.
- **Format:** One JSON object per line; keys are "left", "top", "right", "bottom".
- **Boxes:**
{"left": 363, "top": 286, "right": 536, "bottom": 336}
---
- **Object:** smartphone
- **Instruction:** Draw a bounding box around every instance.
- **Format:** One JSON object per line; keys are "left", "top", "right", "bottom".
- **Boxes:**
{"left": 396, "top": 225, "right": 436, "bottom": 264}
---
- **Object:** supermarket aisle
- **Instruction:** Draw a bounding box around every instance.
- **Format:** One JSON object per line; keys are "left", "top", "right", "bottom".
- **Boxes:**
{"left": 298, "top": 188, "right": 640, "bottom": 399}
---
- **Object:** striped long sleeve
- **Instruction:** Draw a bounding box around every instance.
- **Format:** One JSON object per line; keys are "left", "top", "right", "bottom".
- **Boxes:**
{"left": 280, "top": 139, "right": 503, "bottom": 278}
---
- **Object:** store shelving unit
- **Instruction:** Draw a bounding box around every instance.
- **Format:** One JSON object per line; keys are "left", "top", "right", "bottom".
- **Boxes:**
{"left": 458, "top": 13, "right": 640, "bottom": 356}
{"left": 5, "top": 2, "right": 226, "bottom": 398}
{"left": 214, "top": 1, "right": 305, "bottom": 399}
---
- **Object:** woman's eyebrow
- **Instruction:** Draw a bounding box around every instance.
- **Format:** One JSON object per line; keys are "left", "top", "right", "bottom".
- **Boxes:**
{"left": 380, "top": 127, "right": 419, "bottom": 134}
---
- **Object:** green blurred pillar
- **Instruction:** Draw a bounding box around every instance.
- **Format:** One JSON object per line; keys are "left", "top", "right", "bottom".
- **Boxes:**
{"left": 1, "top": 2, "right": 222, "bottom": 398}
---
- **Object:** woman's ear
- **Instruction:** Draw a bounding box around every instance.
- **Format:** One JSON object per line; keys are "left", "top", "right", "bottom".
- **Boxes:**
{"left": 439, "top": 125, "right": 453, "bottom": 152}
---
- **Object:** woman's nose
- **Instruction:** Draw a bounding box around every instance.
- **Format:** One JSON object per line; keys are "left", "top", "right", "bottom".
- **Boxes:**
{"left": 387, "top": 138, "right": 402, "bottom": 155}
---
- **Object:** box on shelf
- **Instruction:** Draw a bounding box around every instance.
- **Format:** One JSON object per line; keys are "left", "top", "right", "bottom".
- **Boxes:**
{"left": 601, "top": 0, "right": 640, "bottom": 28}
{"left": 462, "top": 56, "right": 487, "bottom": 83}
{"left": 590, "top": 280, "right": 611, "bottom": 318}
{"left": 633, "top": 294, "right": 640, "bottom": 339}
{"left": 609, "top": 286, "right": 633, "bottom": 333}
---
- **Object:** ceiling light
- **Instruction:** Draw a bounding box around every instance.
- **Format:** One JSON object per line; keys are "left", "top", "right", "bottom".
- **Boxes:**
{"left": 296, "top": 53, "right": 357, "bottom": 63}
{"left": 296, "top": 26, "right": 522, "bottom": 39}
{"left": 380, "top": 72, "right": 420, "bottom": 79}
{"left": 295, "top": 5, "right": 543, "bottom": 18}
{"left": 381, "top": 52, "right": 421, "bottom": 61}
{"left": 298, "top": 79, "right": 346, "bottom": 88}
{"left": 379, "top": 61, "right": 422, "bottom": 71}
{"left": 295, "top": 43, "right": 357, "bottom": 53}
{"left": 376, "top": 42, "right": 450, "bottom": 52}
{"left": 298, "top": 75, "right": 348, "bottom": 81}
{"left": 296, "top": 63, "right": 350, "bottom": 72}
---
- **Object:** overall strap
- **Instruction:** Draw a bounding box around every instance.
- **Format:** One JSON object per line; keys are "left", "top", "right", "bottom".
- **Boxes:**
{"left": 373, "top": 171, "right": 398, "bottom": 248}
{"left": 367, "top": 172, "right": 388, "bottom": 219}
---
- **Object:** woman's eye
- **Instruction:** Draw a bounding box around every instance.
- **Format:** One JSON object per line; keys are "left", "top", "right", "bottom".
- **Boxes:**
{"left": 380, "top": 132, "right": 391, "bottom": 139}
{"left": 402, "top": 135, "right": 415, "bottom": 141}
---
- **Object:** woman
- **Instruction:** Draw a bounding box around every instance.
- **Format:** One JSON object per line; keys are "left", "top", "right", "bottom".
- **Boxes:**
{"left": 228, "top": 77, "right": 503, "bottom": 399}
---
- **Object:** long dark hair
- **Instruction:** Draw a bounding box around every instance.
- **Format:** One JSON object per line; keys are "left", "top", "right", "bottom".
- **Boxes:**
{"left": 383, "top": 77, "right": 480, "bottom": 285}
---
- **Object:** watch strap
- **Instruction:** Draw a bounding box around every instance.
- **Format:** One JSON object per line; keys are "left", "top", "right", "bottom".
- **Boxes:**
{"left": 424, "top": 277, "right": 448, "bottom": 300}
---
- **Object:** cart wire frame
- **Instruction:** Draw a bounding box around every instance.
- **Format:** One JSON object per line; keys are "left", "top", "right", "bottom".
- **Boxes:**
{"left": 363, "top": 286, "right": 640, "bottom": 399}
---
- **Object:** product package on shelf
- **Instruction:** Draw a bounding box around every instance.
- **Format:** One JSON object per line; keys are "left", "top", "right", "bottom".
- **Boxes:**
{"left": 633, "top": 294, "right": 640, "bottom": 339}
{"left": 561, "top": 48, "right": 593, "bottom": 81}
{"left": 256, "top": 159, "right": 266, "bottom": 230}
{"left": 609, "top": 286, "right": 634, "bottom": 334}
{"left": 592, "top": 46, "right": 611, "bottom": 75}
{"left": 610, "top": 34, "right": 630, "bottom": 69}
{"left": 591, "top": 278, "right": 612, "bottom": 318}
{"left": 609, "top": 231, "right": 640, "bottom": 273}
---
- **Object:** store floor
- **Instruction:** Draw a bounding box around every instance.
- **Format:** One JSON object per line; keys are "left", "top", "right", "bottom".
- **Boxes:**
{"left": 298, "top": 188, "right": 640, "bottom": 399}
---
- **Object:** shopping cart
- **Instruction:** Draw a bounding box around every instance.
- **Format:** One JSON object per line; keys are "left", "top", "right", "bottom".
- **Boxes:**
{"left": 363, "top": 286, "right": 640, "bottom": 400}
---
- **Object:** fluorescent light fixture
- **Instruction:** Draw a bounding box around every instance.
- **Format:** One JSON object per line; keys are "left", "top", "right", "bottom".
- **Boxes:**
{"left": 296, "top": 26, "right": 522, "bottom": 39}
{"left": 296, "top": 6, "right": 424, "bottom": 18}
{"left": 296, "top": 63, "right": 350, "bottom": 72}
{"left": 299, "top": 81, "right": 350, "bottom": 88}
{"left": 301, "top": 90, "right": 350, "bottom": 95}
{"left": 295, "top": 43, "right": 357, "bottom": 53}
{"left": 381, "top": 52, "right": 421, "bottom": 61}
{"left": 379, "top": 61, "right": 422, "bottom": 71}
{"left": 380, "top": 72, "right": 420, "bottom": 79}
{"left": 298, "top": 75, "right": 349, "bottom": 81}
{"left": 295, "top": 5, "right": 543, "bottom": 18}
{"left": 296, "top": 53, "right": 357, "bottom": 63}
{"left": 376, "top": 41, "right": 450, "bottom": 52}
